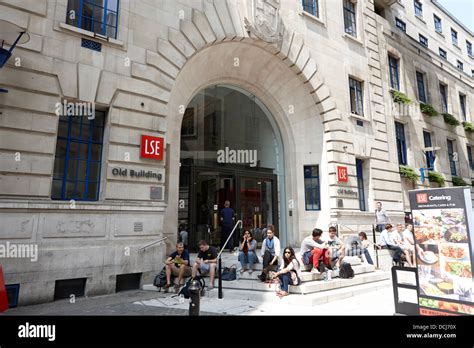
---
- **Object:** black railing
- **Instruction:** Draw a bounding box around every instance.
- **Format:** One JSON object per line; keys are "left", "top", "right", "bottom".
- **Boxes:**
{"left": 216, "top": 220, "right": 242, "bottom": 299}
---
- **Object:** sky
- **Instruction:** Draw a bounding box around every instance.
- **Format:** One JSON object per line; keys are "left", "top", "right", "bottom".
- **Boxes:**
{"left": 436, "top": 0, "right": 474, "bottom": 32}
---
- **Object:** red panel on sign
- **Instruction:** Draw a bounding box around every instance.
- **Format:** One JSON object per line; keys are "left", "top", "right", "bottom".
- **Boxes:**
{"left": 0, "top": 266, "right": 8, "bottom": 312}
{"left": 141, "top": 135, "right": 164, "bottom": 160}
{"left": 337, "top": 166, "right": 348, "bottom": 182}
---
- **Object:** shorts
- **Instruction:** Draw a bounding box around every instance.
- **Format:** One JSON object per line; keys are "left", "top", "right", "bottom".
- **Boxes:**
{"left": 171, "top": 264, "right": 191, "bottom": 277}
{"left": 331, "top": 249, "right": 341, "bottom": 260}
{"left": 199, "top": 263, "right": 211, "bottom": 274}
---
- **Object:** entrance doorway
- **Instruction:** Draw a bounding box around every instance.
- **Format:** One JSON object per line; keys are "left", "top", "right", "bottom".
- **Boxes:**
{"left": 178, "top": 85, "right": 285, "bottom": 251}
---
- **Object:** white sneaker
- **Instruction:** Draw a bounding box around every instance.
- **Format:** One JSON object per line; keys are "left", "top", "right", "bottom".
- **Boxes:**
{"left": 311, "top": 268, "right": 320, "bottom": 274}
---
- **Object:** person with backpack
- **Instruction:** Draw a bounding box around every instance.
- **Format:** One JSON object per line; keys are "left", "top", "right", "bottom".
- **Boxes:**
{"left": 192, "top": 240, "right": 218, "bottom": 289}
{"left": 300, "top": 228, "right": 329, "bottom": 274}
{"left": 273, "top": 247, "right": 301, "bottom": 298}
{"left": 164, "top": 242, "right": 191, "bottom": 293}
{"left": 325, "top": 226, "right": 346, "bottom": 269}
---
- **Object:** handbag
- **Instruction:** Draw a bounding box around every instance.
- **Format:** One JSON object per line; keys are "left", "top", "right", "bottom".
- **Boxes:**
{"left": 221, "top": 264, "right": 237, "bottom": 281}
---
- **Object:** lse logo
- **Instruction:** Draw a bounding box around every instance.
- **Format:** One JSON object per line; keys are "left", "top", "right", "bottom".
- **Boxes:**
{"left": 141, "top": 135, "right": 164, "bottom": 160}
{"left": 337, "top": 166, "right": 348, "bottom": 182}
{"left": 416, "top": 193, "right": 428, "bottom": 204}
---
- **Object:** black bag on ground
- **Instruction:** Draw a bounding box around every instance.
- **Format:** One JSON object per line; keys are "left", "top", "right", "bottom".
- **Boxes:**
{"left": 338, "top": 262, "right": 354, "bottom": 279}
{"left": 153, "top": 267, "right": 168, "bottom": 290}
{"left": 178, "top": 276, "right": 206, "bottom": 299}
{"left": 258, "top": 264, "right": 277, "bottom": 282}
{"left": 221, "top": 265, "right": 237, "bottom": 281}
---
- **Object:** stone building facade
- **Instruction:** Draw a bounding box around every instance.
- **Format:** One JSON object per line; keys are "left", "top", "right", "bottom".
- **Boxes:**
{"left": 0, "top": 0, "right": 472, "bottom": 304}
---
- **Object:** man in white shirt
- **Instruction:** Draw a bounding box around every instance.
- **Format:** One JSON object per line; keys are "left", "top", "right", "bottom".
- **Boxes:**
{"left": 300, "top": 228, "right": 329, "bottom": 274}
{"left": 377, "top": 224, "right": 403, "bottom": 264}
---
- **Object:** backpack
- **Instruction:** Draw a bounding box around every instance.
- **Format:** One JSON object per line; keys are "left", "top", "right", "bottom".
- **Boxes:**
{"left": 178, "top": 277, "right": 206, "bottom": 299}
{"left": 338, "top": 262, "right": 354, "bottom": 279}
{"left": 153, "top": 267, "right": 168, "bottom": 290}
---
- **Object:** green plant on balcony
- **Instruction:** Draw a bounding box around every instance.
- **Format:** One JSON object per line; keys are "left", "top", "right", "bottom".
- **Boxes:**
{"left": 428, "top": 171, "right": 445, "bottom": 186}
{"left": 462, "top": 121, "right": 474, "bottom": 133}
{"left": 420, "top": 103, "right": 438, "bottom": 117}
{"left": 399, "top": 165, "right": 419, "bottom": 183}
{"left": 452, "top": 176, "right": 468, "bottom": 186}
{"left": 391, "top": 90, "right": 412, "bottom": 105}
{"left": 442, "top": 113, "right": 461, "bottom": 126}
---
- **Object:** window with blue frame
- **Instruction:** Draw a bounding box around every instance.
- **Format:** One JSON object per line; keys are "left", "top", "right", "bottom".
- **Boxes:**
{"left": 439, "top": 83, "right": 448, "bottom": 113}
{"left": 302, "top": 0, "right": 319, "bottom": 17}
{"left": 419, "top": 34, "right": 428, "bottom": 47}
{"left": 434, "top": 14, "right": 442, "bottom": 33}
{"left": 447, "top": 139, "right": 457, "bottom": 176}
{"left": 416, "top": 71, "right": 427, "bottom": 103}
{"left": 395, "top": 122, "right": 408, "bottom": 165}
{"left": 467, "top": 145, "right": 474, "bottom": 171}
{"left": 414, "top": 0, "right": 423, "bottom": 17}
{"left": 52, "top": 110, "right": 105, "bottom": 201}
{"left": 395, "top": 18, "right": 406, "bottom": 32}
{"left": 304, "top": 165, "right": 321, "bottom": 211}
{"left": 467, "top": 41, "right": 473, "bottom": 56}
{"left": 66, "top": 0, "right": 119, "bottom": 39}
{"left": 459, "top": 94, "right": 467, "bottom": 121}
{"left": 356, "top": 159, "right": 366, "bottom": 211}
{"left": 423, "top": 130, "right": 434, "bottom": 168}
{"left": 451, "top": 29, "right": 458, "bottom": 46}
{"left": 349, "top": 77, "right": 364, "bottom": 116}
{"left": 343, "top": 0, "right": 357, "bottom": 37}
{"left": 457, "top": 60, "right": 463, "bottom": 71}
{"left": 388, "top": 55, "right": 400, "bottom": 91}
{"left": 439, "top": 47, "right": 447, "bottom": 60}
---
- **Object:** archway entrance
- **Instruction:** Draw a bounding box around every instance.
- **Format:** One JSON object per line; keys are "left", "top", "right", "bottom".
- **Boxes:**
{"left": 178, "top": 85, "right": 285, "bottom": 251}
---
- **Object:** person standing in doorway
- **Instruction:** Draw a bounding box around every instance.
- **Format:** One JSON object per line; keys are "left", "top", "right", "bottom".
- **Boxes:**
{"left": 375, "top": 201, "right": 390, "bottom": 232}
{"left": 220, "top": 200, "right": 235, "bottom": 252}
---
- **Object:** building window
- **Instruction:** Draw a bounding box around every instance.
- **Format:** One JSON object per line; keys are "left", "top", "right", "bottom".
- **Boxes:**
{"left": 414, "top": 0, "right": 423, "bottom": 17}
{"left": 457, "top": 60, "right": 463, "bottom": 71}
{"left": 419, "top": 34, "right": 428, "bottom": 47}
{"left": 302, "top": 0, "right": 319, "bottom": 17}
{"left": 468, "top": 145, "right": 474, "bottom": 171}
{"left": 467, "top": 41, "right": 473, "bottom": 56}
{"left": 433, "top": 14, "right": 442, "bottom": 33}
{"left": 349, "top": 77, "right": 364, "bottom": 116}
{"left": 451, "top": 29, "right": 458, "bottom": 46}
{"left": 459, "top": 94, "right": 467, "bottom": 121}
{"left": 343, "top": 0, "right": 357, "bottom": 37}
{"left": 447, "top": 139, "right": 457, "bottom": 176}
{"left": 395, "top": 122, "right": 408, "bottom": 165}
{"left": 395, "top": 18, "right": 406, "bottom": 32}
{"left": 388, "top": 55, "right": 400, "bottom": 91}
{"left": 439, "top": 48, "right": 447, "bottom": 60}
{"left": 356, "top": 159, "right": 366, "bottom": 211}
{"left": 52, "top": 110, "right": 105, "bottom": 201}
{"left": 304, "top": 165, "right": 320, "bottom": 210}
{"left": 66, "top": 0, "right": 119, "bottom": 39}
{"left": 423, "top": 131, "right": 434, "bottom": 168}
{"left": 439, "top": 83, "right": 448, "bottom": 113}
{"left": 416, "top": 71, "right": 427, "bottom": 103}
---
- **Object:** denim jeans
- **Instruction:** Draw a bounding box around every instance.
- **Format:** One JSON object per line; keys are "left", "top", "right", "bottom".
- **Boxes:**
{"left": 238, "top": 251, "right": 257, "bottom": 269}
{"left": 363, "top": 248, "right": 374, "bottom": 265}
{"left": 278, "top": 272, "right": 292, "bottom": 292}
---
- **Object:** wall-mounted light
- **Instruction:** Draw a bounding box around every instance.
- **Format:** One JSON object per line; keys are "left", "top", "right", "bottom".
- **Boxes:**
{"left": 0, "top": 20, "right": 30, "bottom": 93}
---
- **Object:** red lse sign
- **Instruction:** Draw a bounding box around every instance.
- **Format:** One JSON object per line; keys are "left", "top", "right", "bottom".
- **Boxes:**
{"left": 141, "top": 135, "right": 164, "bottom": 160}
{"left": 337, "top": 166, "right": 348, "bottom": 182}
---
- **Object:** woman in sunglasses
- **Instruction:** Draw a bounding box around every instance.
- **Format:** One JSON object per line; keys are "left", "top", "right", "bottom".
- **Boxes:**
{"left": 273, "top": 246, "right": 301, "bottom": 298}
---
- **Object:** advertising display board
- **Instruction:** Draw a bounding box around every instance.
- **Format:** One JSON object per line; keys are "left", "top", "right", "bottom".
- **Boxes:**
{"left": 409, "top": 187, "right": 474, "bottom": 316}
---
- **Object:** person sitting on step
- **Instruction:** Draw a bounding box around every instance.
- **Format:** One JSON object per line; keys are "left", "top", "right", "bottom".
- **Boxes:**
{"left": 192, "top": 240, "right": 218, "bottom": 290}
{"left": 300, "top": 228, "right": 329, "bottom": 274}
{"left": 274, "top": 247, "right": 301, "bottom": 298}
{"left": 164, "top": 242, "right": 191, "bottom": 293}
{"left": 325, "top": 226, "right": 346, "bottom": 269}
{"left": 238, "top": 229, "right": 257, "bottom": 274}
{"left": 259, "top": 225, "right": 280, "bottom": 280}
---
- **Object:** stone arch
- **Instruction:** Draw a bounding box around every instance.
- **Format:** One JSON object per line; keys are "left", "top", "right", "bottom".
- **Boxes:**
{"left": 147, "top": 1, "right": 352, "bottom": 245}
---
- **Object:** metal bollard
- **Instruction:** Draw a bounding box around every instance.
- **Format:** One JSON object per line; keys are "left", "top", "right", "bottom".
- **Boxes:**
{"left": 188, "top": 279, "right": 201, "bottom": 316}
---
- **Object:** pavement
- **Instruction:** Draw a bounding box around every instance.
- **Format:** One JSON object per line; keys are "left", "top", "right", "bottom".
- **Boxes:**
{"left": 4, "top": 285, "right": 396, "bottom": 316}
